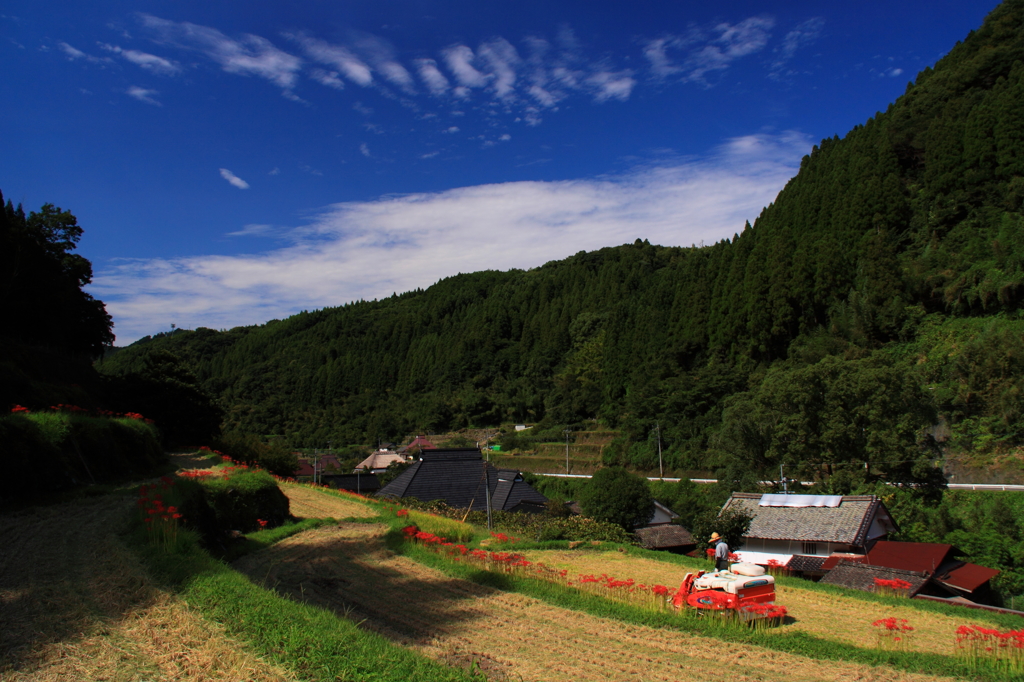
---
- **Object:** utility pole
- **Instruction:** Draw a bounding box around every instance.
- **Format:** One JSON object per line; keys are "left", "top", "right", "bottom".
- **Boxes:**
{"left": 313, "top": 448, "right": 319, "bottom": 486}
{"left": 655, "top": 422, "right": 663, "bottom": 479}
{"left": 564, "top": 428, "right": 571, "bottom": 474}
{"left": 780, "top": 463, "right": 788, "bottom": 495}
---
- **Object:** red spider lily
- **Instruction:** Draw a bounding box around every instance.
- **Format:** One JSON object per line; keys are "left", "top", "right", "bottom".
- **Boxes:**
{"left": 258, "top": 518, "right": 268, "bottom": 528}
{"left": 396, "top": 509, "right": 409, "bottom": 517}
{"left": 705, "top": 548, "right": 715, "bottom": 558}
{"left": 872, "top": 617, "right": 914, "bottom": 650}
{"left": 10, "top": 405, "right": 30, "bottom": 413}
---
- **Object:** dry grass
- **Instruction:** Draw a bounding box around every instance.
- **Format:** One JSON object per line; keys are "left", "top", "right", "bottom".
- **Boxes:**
{"left": 0, "top": 494, "right": 293, "bottom": 682}
{"left": 521, "top": 548, "right": 986, "bottom": 653}
{"left": 232, "top": 522, "right": 956, "bottom": 682}
{"left": 279, "top": 483, "right": 377, "bottom": 520}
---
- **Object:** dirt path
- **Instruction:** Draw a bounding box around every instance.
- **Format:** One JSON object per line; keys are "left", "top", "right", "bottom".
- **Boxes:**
{"left": 520, "top": 549, "right": 982, "bottom": 652}
{"left": 0, "top": 494, "right": 292, "bottom": 682}
{"left": 232, "top": 522, "right": 955, "bottom": 682}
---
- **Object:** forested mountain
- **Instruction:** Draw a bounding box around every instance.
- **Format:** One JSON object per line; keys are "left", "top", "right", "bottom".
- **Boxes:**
{"left": 103, "top": 0, "right": 1024, "bottom": 489}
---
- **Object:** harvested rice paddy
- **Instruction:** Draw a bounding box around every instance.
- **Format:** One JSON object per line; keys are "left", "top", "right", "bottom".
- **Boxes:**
{"left": 231, "top": 521, "right": 955, "bottom": 682}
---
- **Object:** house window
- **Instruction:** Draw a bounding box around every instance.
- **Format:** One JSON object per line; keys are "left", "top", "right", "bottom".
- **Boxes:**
{"left": 801, "top": 542, "right": 818, "bottom": 555}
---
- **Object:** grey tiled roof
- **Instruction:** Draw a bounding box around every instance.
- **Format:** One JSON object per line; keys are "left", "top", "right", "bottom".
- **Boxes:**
{"left": 635, "top": 525, "right": 695, "bottom": 550}
{"left": 787, "top": 555, "right": 827, "bottom": 573}
{"left": 375, "top": 449, "right": 547, "bottom": 512}
{"left": 820, "top": 560, "right": 930, "bottom": 596}
{"left": 722, "top": 493, "right": 885, "bottom": 546}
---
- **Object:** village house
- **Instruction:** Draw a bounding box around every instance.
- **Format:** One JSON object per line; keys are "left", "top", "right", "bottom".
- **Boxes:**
{"left": 376, "top": 447, "right": 548, "bottom": 513}
{"left": 722, "top": 492, "right": 898, "bottom": 575}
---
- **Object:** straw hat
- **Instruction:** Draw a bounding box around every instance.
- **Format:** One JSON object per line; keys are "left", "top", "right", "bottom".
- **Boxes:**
{"left": 709, "top": 532, "right": 721, "bottom": 542}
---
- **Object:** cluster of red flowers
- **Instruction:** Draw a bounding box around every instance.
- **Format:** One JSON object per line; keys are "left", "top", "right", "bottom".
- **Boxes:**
{"left": 873, "top": 577, "right": 913, "bottom": 598}
{"left": 396, "top": 508, "right": 409, "bottom": 517}
{"left": 490, "top": 531, "right": 518, "bottom": 543}
{"left": 9, "top": 403, "right": 154, "bottom": 423}
{"left": 872, "top": 617, "right": 914, "bottom": 649}
{"left": 398, "top": 516, "right": 784, "bottom": 627}
{"left": 956, "top": 624, "right": 1024, "bottom": 670}
{"left": 742, "top": 602, "right": 788, "bottom": 620}
{"left": 137, "top": 476, "right": 183, "bottom": 549}
{"left": 703, "top": 548, "right": 740, "bottom": 563}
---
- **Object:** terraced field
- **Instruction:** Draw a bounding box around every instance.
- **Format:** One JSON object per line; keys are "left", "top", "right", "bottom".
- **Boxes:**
{"left": 518, "top": 548, "right": 978, "bottom": 652}
{"left": 0, "top": 494, "right": 291, "bottom": 682}
{"left": 279, "top": 483, "right": 377, "bottom": 520}
{"left": 232, "top": 522, "right": 948, "bottom": 682}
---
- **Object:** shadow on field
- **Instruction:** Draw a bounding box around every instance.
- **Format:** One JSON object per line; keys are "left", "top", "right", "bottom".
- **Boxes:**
{"left": 0, "top": 495, "right": 161, "bottom": 673}
{"left": 231, "top": 522, "right": 500, "bottom": 645}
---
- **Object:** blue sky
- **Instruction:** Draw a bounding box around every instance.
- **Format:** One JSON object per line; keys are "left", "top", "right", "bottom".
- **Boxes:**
{"left": 1, "top": 1, "right": 998, "bottom": 343}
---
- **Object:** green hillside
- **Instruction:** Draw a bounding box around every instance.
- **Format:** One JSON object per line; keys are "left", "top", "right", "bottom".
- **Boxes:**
{"left": 103, "top": 1, "right": 1024, "bottom": 489}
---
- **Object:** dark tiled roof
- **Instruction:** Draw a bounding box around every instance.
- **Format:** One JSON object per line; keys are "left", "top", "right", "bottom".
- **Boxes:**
{"left": 375, "top": 449, "right": 547, "bottom": 512}
{"left": 635, "top": 525, "right": 695, "bottom": 550}
{"left": 322, "top": 473, "right": 379, "bottom": 492}
{"left": 787, "top": 555, "right": 827, "bottom": 572}
{"left": 863, "top": 541, "right": 954, "bottom": 573}
{"left": 937, "top": 562, "right": 1000, "bottom": 593}
{"left": 722, "top": 493, "right": 892, "bottom": 546}
{"left": 820, "top": 560, "right": 930, "bottom": 596}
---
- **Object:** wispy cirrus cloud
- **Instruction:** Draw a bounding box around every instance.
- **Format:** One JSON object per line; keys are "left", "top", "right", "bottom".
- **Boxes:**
{"left": 93, "top": 131, "right": 812, "bottom": 343}
{"left": 770, "top": 17, "right": 825, "bottom": 78}
{"left": 57, "top": 13, "right": 824, "bottom": 129}
{"left": 127, "top": 86, "right": 161, "bottom": 105}
{"left": 219, "top": 168, "right": 250, "bottom": 189}
{"left": 58, "top": 41, "right": 111, "bottom": 64}
{"left": 100, "top": 42, "right": 180, "bottom": 75}
{"left": 138, "top": 14, "right": 302, "bottom": 96}
{"left": 645, "top": 16, "right": 776, "bottom": 84}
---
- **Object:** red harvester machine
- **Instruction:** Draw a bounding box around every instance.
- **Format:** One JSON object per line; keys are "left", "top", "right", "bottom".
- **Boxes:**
{"left": 671, "top": 562, "right": 779, "bottom": 620}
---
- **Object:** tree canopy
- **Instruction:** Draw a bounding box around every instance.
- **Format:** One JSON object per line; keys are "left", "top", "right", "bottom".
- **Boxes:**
{"left": 577, "top": 467, "right": 654, "bottom": 530}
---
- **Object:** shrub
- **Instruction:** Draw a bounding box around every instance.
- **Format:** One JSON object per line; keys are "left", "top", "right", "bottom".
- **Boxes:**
{"left": 198, "top": 469, "right": 291, "bottom": 533}
{"left": 213, "top": 432, "right": 299, "bottom": 479}
{"left": 0, "top": 410, "right": 163, "bottom": 501}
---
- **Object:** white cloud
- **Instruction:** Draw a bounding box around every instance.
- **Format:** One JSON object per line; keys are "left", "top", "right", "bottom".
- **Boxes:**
{"left": 771, "top": 17, "right": 824, "bottom": 76}
{"left": 288, "top": 33, "right": 372, "bottom": 86}
{"left": 227, "top": 223, "right": 275, "bottom": 237}
{"left": 100, "top": 42, "right": 180, "bottom": 75}
{"left": 59, "top": 41, "right": 111, "bottom": 64}
{"left": 127, "top": 86, "right": 161, "bottom": 105}
{"left": 587, "top": 70, "right": 636, "bottom": 101}
{"left": 415, "top": 58, "right": 449, "bottom": 95}
{"left": 644, "top": 17, "right": 774, "bottom": 84}
{"left": 478, "top": 38, "right": 520, "bottom": 99}
{"left": 360, "top": 143, "right": 371, "bottom": 157}
{"left": 352, "top": 32, "right": 416, "bottom": 93}
{"left": 219, "top": 168, "right": 250, "bottom": 189}
{"left": 442, "top": 44, "right": 490, "bottom": 88}
{"left": 59, "top": 41, "right": 87, "bottom": 59}
{"left": 93, "top": 131, "right": 814, "bottom": 343}
{"left": 444, "top": 126, "right": 459, "bottom": 134}
{"left": 139, "top": 14, "right": 301, "bottom": 95}
{"left": 310, "top": 68, "right": 345, "bottom": 89}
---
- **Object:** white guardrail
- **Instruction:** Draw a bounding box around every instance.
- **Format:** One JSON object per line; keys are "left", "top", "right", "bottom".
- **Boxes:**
{"left": 535, "top": 473, "right": 1024, "bottom": 491}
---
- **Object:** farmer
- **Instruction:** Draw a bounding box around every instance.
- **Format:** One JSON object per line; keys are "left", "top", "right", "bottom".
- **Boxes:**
{"left": 710, "top": 532, "right": 730, "bottom": 572}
